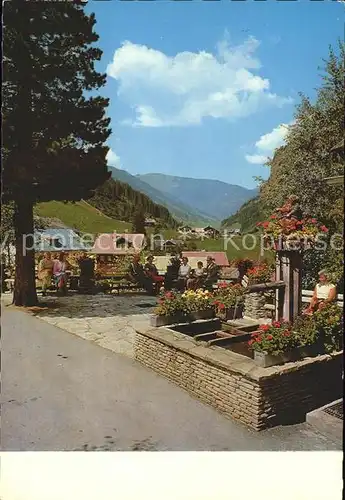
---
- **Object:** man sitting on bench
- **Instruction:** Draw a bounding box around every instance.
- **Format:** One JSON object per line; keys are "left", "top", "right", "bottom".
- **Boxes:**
{"left": 204, "top": 256, "right": 220, "bottom": 290}
{"left": 164, "top": 254, "right": 180, "bottom": 291}
{"left": 78, "top": 252, "right": 95, "bottom": 294}
{"left": 144, "top": 255, "right": 164, "bottom": 295}
{"left": 127, "top": 254, "right": 155, "bottom": 295}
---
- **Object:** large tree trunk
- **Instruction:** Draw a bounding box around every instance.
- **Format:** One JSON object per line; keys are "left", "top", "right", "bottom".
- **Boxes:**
{"left": 13, "top": 199, "right": 38, "bottom": 306}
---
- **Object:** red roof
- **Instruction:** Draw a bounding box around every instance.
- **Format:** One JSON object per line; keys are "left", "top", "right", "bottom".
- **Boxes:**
{"left": 92, "top": 233, "right": 145, "bottom": 254}
{"left": 182, "top": 251, "right": 229, "bottom": 267}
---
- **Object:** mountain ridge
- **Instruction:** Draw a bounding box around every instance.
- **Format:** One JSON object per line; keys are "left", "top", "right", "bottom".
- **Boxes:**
{"left": 109, "top": 166, "right": 218, "bottom": 225}
{"left": 137, "top": 172, "right": 258, "bottom": 221}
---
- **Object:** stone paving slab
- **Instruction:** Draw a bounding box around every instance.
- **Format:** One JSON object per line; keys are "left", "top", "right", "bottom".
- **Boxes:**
{"left": 306, "top": 399, "right": 343, "bottom": 442}
{"left": 2, "top": 293, "right": 156, "bottom": 359}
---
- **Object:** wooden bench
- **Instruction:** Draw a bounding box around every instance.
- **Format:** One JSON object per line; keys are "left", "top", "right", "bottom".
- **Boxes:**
{"left": 301, "top": 289, "right": 343, "bottom": 308}
{"left": 264, "top": 289, "right": 344, "bottom": 312}
{"left": 111, "top": 281, "right": 146, "bottom": 295}
{"left": 95, "top": 275, "right": 147, "bottom": 295}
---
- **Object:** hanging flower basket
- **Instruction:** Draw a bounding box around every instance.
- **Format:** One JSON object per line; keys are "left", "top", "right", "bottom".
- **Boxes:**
{"left": 257, "top": 199, "right": 329, "bottom": 253}
{"left": 273, "top": 237, "right": 315, "bottom": 252}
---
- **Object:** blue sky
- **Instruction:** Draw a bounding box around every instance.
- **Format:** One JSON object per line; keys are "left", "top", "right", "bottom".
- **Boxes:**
{"left": 86, "top": 0, "right": 343, "bottom": 189}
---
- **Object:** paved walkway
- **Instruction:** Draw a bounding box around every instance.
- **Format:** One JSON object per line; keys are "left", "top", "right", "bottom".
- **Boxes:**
{"left": 1, "top": 306, "right": 340, "bottom": 451}
{"left": 4, "top": 293, "right": 156, "bottom": 358}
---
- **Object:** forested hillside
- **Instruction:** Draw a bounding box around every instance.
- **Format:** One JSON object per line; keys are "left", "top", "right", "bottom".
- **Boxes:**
{"left": 261, "top": 43, "right": 344, "bottom": 232}
{"left": 221, "top": 197, "right": 265, "bottom": 233}
{"left": 224, "top": 42, "right": 344, "bottom": 286}
{"left": 110, "top": 166, "right": 217, "bottom": 225}
{"left": 89, "top": 178, "right": 178, "bottom": 228}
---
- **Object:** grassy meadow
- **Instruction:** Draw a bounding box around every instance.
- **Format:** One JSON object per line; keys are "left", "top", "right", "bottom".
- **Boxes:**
{"left": 35, "top": 200, "right": 131, "bottom": 234}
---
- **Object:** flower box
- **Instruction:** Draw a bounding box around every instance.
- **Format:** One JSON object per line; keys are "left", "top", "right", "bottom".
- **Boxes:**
{"left": 216, "top": 305, "right": 243, "bottom": 321}
{"left": 150, "top": 314, "right": 188, "bottom": 327}
{"left": 192, "top": 309, "right": 215, "bottom": 320}
{"left": 150, "top": 309, "right": 213, "bottom": 327}
{"left": 254, "top": 344, "right": 323, "bottom": 368}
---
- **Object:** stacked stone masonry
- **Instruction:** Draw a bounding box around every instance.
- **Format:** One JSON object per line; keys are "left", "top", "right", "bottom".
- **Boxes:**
{"left": 244, "top": 291, "right": 269, "bottom": 320}
{"left": 135, "top": 329, "right": 342, "bottom": 431}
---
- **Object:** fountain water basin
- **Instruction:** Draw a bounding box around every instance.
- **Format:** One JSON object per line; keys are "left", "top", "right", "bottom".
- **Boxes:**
{"left": 168, "top": 319, "right": 256, "bottom": 358}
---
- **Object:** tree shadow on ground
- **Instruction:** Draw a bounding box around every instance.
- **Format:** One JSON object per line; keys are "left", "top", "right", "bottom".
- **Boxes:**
{"left": 25, "top": 291, "right": 158, "bottom": 319}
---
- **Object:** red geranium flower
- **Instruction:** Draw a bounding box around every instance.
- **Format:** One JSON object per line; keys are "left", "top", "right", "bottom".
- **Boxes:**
{"left": 283, "top": 330, "right": 290, "bottom": 337}
{"left": 267, "top": 335, "right": 273, "bottom": 340}
{"left": 259, "top": 324, "right": 270, "bottom": 331}
{"left": 272, "top": 321, "right": 281, "bottom": 328}
{"left": 320, "top": 225, "right": 328, "bottom": 233}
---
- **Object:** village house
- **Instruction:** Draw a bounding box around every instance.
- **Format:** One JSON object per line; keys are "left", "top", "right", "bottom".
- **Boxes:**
{"left": 92, "top": 233, "right": 146, "bottom": 255}
{"left": 162, "top": 239, "right": 180, "bottom": 252}
{"left": 34, "top": 228, "right": 90, "bottom": 253}
{"left": 144, "top": 217, "right": 157, "bottom": 227}
{"left": 203, "top": 226, "right": 220, "bottom": 238}
{"left": 178, "top": 225, "right": 192, "bottom": 234}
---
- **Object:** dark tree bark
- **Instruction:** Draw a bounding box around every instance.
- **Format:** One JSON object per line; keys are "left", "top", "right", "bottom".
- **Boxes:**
{"left": 13, "top": 199, "right": 38, "bottom": 306}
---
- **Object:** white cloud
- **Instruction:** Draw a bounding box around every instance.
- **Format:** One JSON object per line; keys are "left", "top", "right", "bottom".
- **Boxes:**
{"left": 107, "top": 38, "right": 292, "bottom": 127}
{"left": 245, "top": 122, "right": 292, "bottom": 165}
{"left": 106, "top": 148, "right": 121, "bottom": 167}
{"left": 245, "top": 154, "right": 269, "bottom": 165}
{"left": 255, "top": 123, "right": 290, "bottom": 151}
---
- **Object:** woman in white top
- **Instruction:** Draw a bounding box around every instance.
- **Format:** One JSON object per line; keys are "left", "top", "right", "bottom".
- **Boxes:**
{"left": 305, "top": 269, "right": 336, "bottom": 315}
{"left": 187, "top": 261, "right": 205, "bottom": 290}
{"left": 177, "top": 257, "right": 191, "bottom": 291}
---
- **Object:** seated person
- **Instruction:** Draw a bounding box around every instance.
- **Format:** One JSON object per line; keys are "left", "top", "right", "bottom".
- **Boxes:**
{"left": 176, "top": 256, "right": 191, "bottom": 291}
{"left": 78, "top": 252, "right": 95, "bottom": 293}
{"left": 204, "top": 256, "right": 220, "bottom": 290}
{"left": 127, "top": 254, "right": 155, "bottom": 295}
{"left": 164, "top": 254, "right": 180, "bottom": 291}
{"left": 144, "top": 255, "right": 164, "bottom": 294}
{"left": 304, "top": 269, "right": 336, "bottom": 315}
{"left": 95, "top": 256, "right": 108, "bottom": 277}
{"left": 53, "top": 252, "right": 71, "bottom": 296}
{"left": 38, "top": 252, "right": 54, "bottom": 296}
{"left": 187, "top": 261, "right": 205, "bottom": 290}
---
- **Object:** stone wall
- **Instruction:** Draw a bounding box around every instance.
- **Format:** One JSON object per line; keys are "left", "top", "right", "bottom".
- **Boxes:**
{"left": 258, "top": 356, "right": 343, "bottom": 428}
{"left": 244, "top": 291, "right": 267, "bottom": 319}
{"left": 244, "top": 290, "right": 275, "bottom": 320}
{"left": 134, "top": 325, "right": 342, "bottom": 431}
{"left": 135, "top": 333, "right": 263, "bottom": 429}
